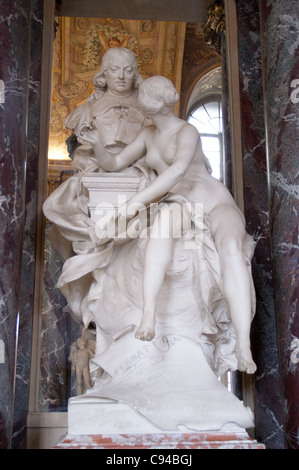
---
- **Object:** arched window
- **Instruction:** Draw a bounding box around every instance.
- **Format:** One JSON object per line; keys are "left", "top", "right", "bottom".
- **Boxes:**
{"left": 185, "top": 66, "right": 223, "bottom": 181}
{"left": 187, "top": 97, "right": 223, "bottom": 180}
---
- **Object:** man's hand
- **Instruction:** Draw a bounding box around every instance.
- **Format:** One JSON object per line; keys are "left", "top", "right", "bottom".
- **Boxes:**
{"left": 79, "top": 122, "right": 99, "bottom": 145}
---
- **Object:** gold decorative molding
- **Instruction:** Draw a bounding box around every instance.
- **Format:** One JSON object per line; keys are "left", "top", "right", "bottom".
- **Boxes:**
{"left": 202, "top": 1, "right": 225, "bottom": 54}
{"left": 47, "top": 159, "right": 74, "bottom": 195}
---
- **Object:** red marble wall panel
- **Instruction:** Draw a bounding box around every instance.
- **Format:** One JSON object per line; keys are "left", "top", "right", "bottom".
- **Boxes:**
{"left": 0, "top": 0, "right": 31, "bottom": 449}
{"left": 260, "top": 0, "right": 299, "bottom": 450}
{"left": 236, "top": 0, "right": 285, "bottom": 449}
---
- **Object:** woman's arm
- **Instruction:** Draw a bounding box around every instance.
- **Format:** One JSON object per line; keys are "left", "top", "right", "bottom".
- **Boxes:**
{"left": 80, "top": 125, "right": 149, "bottom": 172}
{"left": 129, "top": 124, "right": 199, "bottom": 206}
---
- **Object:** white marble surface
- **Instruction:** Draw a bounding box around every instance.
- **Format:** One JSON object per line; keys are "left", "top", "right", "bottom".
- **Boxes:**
{"left": 68, "top": 397, "right": 162, "bottom": 434}
{"left": 68, "top": 394, "right": 250, "bottom": 436}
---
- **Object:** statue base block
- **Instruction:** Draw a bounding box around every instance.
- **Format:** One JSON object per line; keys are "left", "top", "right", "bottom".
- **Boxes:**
{"left": 53, "top": 432, "right": 265, "bottom": 449}
{"left": 56, "top": 396, "right": 265, "bottom": 449}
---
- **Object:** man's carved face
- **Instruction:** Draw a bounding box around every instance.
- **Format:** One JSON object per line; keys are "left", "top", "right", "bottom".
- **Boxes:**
{"left": 105, "top": 53, "right": 135, "bottom": 97}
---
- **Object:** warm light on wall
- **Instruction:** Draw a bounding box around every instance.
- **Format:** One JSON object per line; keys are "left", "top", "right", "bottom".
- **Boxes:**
{"left": 47, "top": 144, "right": 71, "bottom": 161}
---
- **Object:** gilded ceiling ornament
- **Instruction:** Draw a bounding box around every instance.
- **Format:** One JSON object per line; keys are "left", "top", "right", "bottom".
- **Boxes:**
{"left": 141, "top": 20, "right": 155, "bottom": 34}
{"left": 140, "top": 48, "right": 153, "bottom": 64}
{"left": 76, "top": 17, "right": 90, "bottom": 31}
{"left": 203, "top": 0, "right": 225, "bottom": 54}
{"left": 81, "top": 24, "right": 140, "bottom": 73}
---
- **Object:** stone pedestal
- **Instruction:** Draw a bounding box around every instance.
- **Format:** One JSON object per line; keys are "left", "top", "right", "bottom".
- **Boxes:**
{"left": 82, "top": 173, "right": 140, "bottom": 222}
{"left": 53, "top": 397, "right": 264, "bottom": 449}
{"left": 54, "top": 432, "right": 264, "bottom": 449}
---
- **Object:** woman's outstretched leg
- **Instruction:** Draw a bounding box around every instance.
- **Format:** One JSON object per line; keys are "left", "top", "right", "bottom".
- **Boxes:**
{"left": 210, "top": 205, "right": 257, "bottom": 374}
{"left": 219, "top": 239, "right": 256, "bottom": 374}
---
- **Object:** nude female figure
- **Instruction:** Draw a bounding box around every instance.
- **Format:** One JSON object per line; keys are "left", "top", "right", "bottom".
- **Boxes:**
{"left": 80, "top": 75, "right": 257, "bottom": 375}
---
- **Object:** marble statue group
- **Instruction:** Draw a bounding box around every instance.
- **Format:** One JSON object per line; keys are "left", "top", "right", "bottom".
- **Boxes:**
{"left": 43, "top": 47, "right": 257, "bottom": 432}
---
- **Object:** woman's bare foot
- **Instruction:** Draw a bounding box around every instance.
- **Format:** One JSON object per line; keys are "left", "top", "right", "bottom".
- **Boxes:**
{"left": 236, "top": 344, "right": 257, "bottom": 374}
{"left": 135, "top": 315, "right": 155, "bottom": 341}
